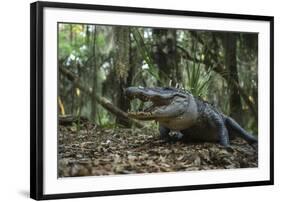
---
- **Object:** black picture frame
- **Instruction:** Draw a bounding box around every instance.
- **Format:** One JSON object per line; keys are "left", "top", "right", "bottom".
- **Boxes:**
{"left": 30, "top": 1, "right": 274, "bottom": 200}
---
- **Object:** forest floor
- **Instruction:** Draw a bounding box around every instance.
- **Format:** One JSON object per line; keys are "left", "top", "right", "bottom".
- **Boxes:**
{"left": 58, "top": 120, "right": 258, "bottom": 177}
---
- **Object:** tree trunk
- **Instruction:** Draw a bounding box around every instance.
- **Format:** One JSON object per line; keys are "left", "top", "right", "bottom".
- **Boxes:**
{"left": 153, "top": 29, "right": 179, "bottom": 85}
{"left": 90, "top": 26, "right": 98, "bottom": 122}
{"left": 113, "top": 27, "right": 131, "bottom": 127}
{"left": 223, "top": 33, "right": 243, "bottom": 122}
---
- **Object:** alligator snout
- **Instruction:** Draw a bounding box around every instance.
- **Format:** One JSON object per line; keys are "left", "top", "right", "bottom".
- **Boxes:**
{"left": 124, "top": 86, "right": 176, "bottom": 105}
{"left": 124, "top": 87, "right": 149, "bottom": 101}
{"left": 124, "top": 87, "right": 138, "bottom": 98}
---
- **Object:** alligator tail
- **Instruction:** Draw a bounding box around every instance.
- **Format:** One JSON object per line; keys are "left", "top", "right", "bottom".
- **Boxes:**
{"left": 224, "top": 116, "right": 257, "bottom": 144}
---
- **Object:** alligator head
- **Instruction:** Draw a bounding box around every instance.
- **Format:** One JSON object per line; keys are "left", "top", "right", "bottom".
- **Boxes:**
{"left": 125, "top": 87, "right": 199, "bottom": 130}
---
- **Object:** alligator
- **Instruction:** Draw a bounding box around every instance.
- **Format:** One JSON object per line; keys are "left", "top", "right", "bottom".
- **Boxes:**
{"left": 125, "top": 86, "right": 257, "bottom": 147}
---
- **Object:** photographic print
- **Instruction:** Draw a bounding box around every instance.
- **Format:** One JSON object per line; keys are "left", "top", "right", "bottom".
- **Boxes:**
{"left": 30, "top": 1, "right": 273, "bottom": 200}
{"left": 58, "top": 23, "right": 259, "bottom": 177}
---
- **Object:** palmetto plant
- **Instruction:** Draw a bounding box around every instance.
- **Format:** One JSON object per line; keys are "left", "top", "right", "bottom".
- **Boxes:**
{"left": 186, "top": 42, "right": 213, "bottom": 98}
{"left": 186, "top": 61, "right": 213, "bottom": 97}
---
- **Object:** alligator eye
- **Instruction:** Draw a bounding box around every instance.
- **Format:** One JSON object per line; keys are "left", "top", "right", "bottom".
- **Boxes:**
{"left": 163, "top": 87, "right": 173, "bottom": 90}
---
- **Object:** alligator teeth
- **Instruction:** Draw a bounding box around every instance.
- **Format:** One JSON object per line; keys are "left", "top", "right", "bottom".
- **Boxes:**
{"left": 169, "top": 80, "right": 172, "bottom": 86}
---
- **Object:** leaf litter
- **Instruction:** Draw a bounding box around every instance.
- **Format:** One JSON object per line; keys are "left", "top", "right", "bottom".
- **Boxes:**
{"left": 58, "top": 121, "right": 258, "bottom": 177}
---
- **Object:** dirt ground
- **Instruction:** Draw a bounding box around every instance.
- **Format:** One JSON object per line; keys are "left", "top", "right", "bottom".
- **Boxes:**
{"left": 58, "top": 121, "right": 258, "bottom": 177}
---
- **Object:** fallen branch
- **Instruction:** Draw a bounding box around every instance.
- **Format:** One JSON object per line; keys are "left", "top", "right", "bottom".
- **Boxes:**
{"left": 59, "top": 115, "right": 89, "bottom": 125}
{"left": 59, "top": 66, "right": 144, "bottom": 128}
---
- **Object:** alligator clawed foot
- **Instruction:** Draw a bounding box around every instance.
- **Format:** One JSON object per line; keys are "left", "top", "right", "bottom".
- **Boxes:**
{"left": 166, "top": 131, "right": 184, "bottom": 143}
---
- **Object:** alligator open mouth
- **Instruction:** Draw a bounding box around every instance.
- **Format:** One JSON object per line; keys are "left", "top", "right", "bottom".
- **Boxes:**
{"left": 125, "top": 86, "right": 192, "bottom": 130}
{"left": 127, "top": 101, "right": 160, "bottom": 119}
{"left": 125, "top": 87, "right": 171, "bottom": 120}
{"left": 126, "top": 93, "right": 165, "bottom": 120}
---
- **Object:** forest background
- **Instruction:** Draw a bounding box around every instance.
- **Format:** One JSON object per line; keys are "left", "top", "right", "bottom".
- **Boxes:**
{"left": 58, "top": 23, "right": 258, "bottom": 134}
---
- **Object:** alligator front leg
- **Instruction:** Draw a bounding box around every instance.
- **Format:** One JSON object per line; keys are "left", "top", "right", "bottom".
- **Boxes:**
{"left": 169, "top": 131, "right": 184, "bottom": 141}
{"left": 159, "top": 125, "right": 184, "bottom": 142}
{"left": 159, "top": 125, "right": 170, "bottom": 141}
